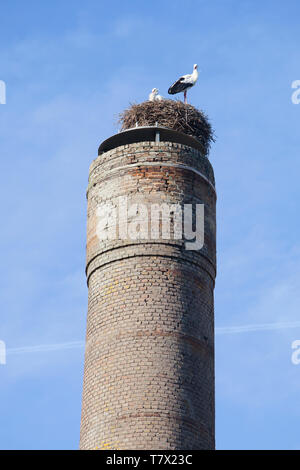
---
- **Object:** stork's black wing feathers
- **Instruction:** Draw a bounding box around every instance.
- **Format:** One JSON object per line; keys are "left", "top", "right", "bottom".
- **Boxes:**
{"left": 168, "top": 76, "right": 192, "bottom": 95}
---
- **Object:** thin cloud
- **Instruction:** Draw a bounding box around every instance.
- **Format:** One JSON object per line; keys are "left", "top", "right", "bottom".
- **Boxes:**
{"left": 4, "top": 319, "right": 300, "bottom": 358}
{"left": 6, "top": 341, "right": 84, "bottom": 356}
{"left": 216, "top": 320, "right": 300, "bottom": 335}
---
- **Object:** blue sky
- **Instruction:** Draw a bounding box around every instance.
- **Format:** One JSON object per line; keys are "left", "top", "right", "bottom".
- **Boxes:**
{"left": 0, "top": 0, "right": 299, "bottom": 450}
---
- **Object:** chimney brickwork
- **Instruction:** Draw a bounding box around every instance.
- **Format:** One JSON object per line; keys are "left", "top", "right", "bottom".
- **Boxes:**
{"left": 80, "top": 137, "right": 216, "bottom": 450}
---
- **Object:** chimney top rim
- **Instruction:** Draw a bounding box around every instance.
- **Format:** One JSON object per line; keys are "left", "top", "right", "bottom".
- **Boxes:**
{"left": 98, "top": 126, "right": 206, "bottom": 156}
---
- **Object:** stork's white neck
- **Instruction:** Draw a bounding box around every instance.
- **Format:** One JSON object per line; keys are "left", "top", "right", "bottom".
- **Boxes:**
{"left": 192, "top": 68, "right": 199, "bottom": 82}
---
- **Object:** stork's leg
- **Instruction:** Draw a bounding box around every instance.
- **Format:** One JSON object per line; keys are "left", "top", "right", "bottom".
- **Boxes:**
{"left": 184, "top": 90, "right": 187, "bottom": 104}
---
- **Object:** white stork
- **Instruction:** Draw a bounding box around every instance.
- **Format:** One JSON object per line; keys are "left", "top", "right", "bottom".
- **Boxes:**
{"left": 149, "top": 88, "right": 163, "bottom": 101}
{"left": 168, "top": 64, "right": 198, "bottom": 104}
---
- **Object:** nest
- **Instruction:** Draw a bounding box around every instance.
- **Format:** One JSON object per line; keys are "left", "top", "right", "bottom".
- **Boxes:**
{"left": 118, "top": 99, "right": 215, "bottom": 156}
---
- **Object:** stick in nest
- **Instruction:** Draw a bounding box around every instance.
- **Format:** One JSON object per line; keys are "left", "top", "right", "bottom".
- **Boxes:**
{"left": 118, "top": 100, "right": 215, "bottom": 156}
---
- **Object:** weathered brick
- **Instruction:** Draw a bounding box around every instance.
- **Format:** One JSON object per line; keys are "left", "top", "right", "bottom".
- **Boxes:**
{"left": 80, "top": 136, "right": 216, "bottom": 450}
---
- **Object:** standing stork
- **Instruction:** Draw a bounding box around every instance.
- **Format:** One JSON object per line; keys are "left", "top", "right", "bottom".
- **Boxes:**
{"left": 168, "top": 64, "right": 198, "bottom": 104}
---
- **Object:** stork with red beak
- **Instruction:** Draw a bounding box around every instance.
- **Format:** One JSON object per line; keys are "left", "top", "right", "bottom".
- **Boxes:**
{"left": 168, "top": 64, "right": 199, "bottom": 104}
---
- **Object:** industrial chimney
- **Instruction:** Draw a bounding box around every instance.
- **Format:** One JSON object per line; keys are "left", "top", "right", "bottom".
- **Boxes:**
{"left": 80, "top": 101, "right": 216, "bottom": 450}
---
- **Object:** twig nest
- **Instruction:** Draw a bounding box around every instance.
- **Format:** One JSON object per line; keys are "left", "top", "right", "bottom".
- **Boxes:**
{"left": 118, "top": 99, "right": 215, "bottom": 156}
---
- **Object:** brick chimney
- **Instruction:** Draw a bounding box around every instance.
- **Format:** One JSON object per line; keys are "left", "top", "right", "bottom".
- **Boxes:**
{"left": 80, "top": 125, "right": 216, "bottom": 450}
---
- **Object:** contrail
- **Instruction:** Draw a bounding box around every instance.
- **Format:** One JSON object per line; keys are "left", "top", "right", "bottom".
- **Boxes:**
{"left": 3, "top": 321, "right": 300, "bottom": 357}
{"left": 216, "top": 320, "right": 300, "bottom": 335}
{"left": 6, "top": 340, "right": 84, "bottom": 355}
